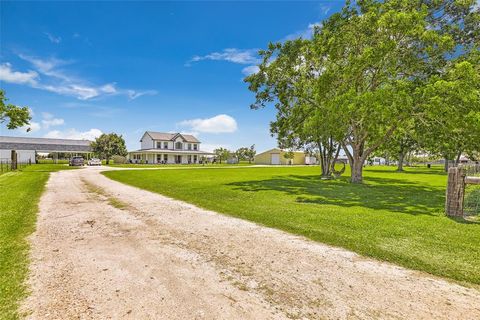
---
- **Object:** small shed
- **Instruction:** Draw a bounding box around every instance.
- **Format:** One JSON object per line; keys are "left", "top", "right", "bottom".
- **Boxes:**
{"left": 254, "top": 148, "right": 314, "bottom": 165}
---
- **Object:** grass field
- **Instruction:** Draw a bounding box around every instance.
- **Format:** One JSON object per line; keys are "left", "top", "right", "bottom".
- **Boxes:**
{"left": 107, "top": 162, "right": 253, "bottom": 168}
{"left": 103, "top": 165, "right": 480, "bottom": 286}
{"left": 0, "top": 164, "right": 77, "bottom": 319}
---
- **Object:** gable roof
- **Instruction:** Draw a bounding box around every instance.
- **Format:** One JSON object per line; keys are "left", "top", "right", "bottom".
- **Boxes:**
{"left": 255, "top": 148, "right": 306, "bottom": 157}
{"left": 144, "top": 131, "right": 200, "bottom": 143}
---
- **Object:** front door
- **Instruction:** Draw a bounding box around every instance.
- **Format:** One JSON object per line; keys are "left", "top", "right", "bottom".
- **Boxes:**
{"left": 156, "top": 154, "right": 162, "bottom": 163}
{"left": 175, "top": 155, "right": 182, "bottom": 164}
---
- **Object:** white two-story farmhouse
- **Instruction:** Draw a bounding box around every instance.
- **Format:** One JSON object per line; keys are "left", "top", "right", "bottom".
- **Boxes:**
{"left": 128, "top": 131, "right": 213, "bottom": 164}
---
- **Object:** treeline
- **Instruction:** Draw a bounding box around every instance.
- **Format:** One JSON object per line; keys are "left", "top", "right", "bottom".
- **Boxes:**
{"left": 213, "top": 145, "right": 256, "bottom": 163}
{"left": 245, "top": 0, "right": 480, "bottom": 183}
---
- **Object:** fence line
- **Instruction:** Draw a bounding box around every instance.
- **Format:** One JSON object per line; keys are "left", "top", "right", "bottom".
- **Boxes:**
{"left": 0, "top": 158, "right": 32, "bottom": 174}
{"left": 445, "top": 165, "right": 480, "bottom": 218}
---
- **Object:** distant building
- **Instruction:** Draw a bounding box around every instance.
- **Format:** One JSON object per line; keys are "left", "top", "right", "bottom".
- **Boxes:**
{"left": 370, "top": 157, "right": 386, "bottom": 165}
{"left": 0, "top": 136, "right": 92, "bottom": 163}
{"left": 127, "top": 131, "right": 213, "bottom": 164}
{"left": 254, "top": 148, "right": 317, "bottom": 165}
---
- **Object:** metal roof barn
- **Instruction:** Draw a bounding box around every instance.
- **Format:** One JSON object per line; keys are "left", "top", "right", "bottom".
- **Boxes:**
{"left": 0, "top": 136, "right": 92, "bottom": 153}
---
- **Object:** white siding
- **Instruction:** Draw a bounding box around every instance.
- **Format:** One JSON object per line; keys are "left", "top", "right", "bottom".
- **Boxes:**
{"left": 0, "top": 149, "right": 35, "bottom": 163}
{"left": 140, "top": 133, "right": 154, "bottom": 150}
{"left": 0, "top": 149, "right": 11, "bottom": 160}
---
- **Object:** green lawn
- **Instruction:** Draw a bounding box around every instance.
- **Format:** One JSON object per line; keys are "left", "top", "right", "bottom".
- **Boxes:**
{"left": 0, "top": 164, "right": 77, "bottom": 319}
{"left": 103, "top": 165, "right": 480, "bottom": 286}
{"left": 107, "top": 162, "right": 254, "bottom": 168}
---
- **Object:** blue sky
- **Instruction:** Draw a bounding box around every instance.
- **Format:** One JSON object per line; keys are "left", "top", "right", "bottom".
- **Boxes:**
{"left": 0, "top": 1, "right": 343, "bottom": 152}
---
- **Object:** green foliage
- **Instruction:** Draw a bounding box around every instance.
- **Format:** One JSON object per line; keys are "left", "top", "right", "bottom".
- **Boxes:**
{"left": 111, "top": 155, "right": 127, "bottom": 164}
{"left": 235, "top": 147, "right": 248, "bottom": 161}
{"left": 91, "top": 133, "right": 128, "bottom": 164}
{"left": 419, "top": 54, "right": 480, "bottom": 162}
{"left": 104, "top": 165, "right": 480, "bottom": 285}
{"left": 283, "top": 151, "right": 294, "bottom": 160}
{"left": 0, "top": 90, "right": 31, "bottom": 130}
{"left": 213, "top": 147, "right": 230, "bottom": 164}
{"left": 235, "top": 145, "right": 256, "bottom": 163}
{"left": 245, "top": 144, "right": 256, "bottom": 163}
{"left": 245, "top": 0, "right": 479, "bottom": 183}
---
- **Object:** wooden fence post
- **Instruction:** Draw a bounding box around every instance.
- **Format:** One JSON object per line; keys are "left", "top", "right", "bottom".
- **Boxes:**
{"left": 11, "top": 150, "right": 18, "bottom": 171}
{"left": 445, "top": 166, "right": 465, "bottom": 217}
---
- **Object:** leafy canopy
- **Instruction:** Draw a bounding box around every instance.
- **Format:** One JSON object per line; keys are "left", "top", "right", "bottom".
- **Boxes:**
{"left": 0, "top": 90, "right": 31, "bottom": 130}
{"left": 91, "top": 133, "right": 128, "bottom": 163}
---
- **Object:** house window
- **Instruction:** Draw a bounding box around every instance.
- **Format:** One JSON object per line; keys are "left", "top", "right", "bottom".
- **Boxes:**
{"left": 193, "top": 155, "right": 197, "bottom": 163}
{"left": 133, "top": 154, "right": 141, "bottom": 163}
{"left": 193, "top": 144, "right": 198, "bottom": 150}
{"left": 156, "top": 142, "right": 161, "bottom": 149}
{"left": 163, "top": 142, "right": 168, "bottom": 149}
{"left": 156, "top": 154, "right": 162, "bottom": 163}
{"left": 163, "top": 154, "right": 168, "bottom": 162}
{"left": 175, "top": 142, "right": 183, "bottom": 150}
{"left": 188, "top": 143, "right": 192, "bottom": 150}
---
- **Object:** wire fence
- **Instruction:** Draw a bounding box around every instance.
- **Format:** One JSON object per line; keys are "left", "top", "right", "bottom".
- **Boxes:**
{"left": 463, "top": 164, "right": 480, "bottom": 219}
{"left": 0, "top": 158, "right": 32, "bottom": 174}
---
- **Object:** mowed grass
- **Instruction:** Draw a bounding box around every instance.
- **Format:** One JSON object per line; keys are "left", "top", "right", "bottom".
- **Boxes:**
{"left": 103, "top": 165, "right": 480, "bottom": 286}
{"left": 0, "top": 164, "right": 77, "bottom": 319}
{"left": 107, "top": 162, "right": 253, "bottom": 168}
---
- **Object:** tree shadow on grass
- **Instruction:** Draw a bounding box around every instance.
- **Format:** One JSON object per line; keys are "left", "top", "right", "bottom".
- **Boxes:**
{"left": 364, "top": 167, "right": 447, "bottom": 175}
{"left": 227, "top": 174, "right": 445, "bottom": 216}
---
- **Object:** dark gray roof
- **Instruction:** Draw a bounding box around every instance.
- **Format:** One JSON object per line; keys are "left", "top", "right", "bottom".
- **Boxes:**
{"left": 144, "top": 131, "right": 200, "bottom": 143}
{"left": 0, "top": 136, "right": 92, "bottom": 152}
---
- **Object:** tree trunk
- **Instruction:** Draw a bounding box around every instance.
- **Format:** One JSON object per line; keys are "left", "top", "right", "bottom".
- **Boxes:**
{"left": 351, "top": 157, "right": 364, "bottom": 183}
{"left": 397, "top": 152, "right": 404, "bottom": 172}
{"left": 455, "top": 151, "right": 462, "bottom": 166}
{"left": 106, "top": 157, "right": 110, "bottom": 165}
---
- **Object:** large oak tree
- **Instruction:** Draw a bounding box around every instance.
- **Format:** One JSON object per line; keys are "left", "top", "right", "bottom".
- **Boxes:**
{"left": 246, "top": 0, "right": 479, "bottom": 183}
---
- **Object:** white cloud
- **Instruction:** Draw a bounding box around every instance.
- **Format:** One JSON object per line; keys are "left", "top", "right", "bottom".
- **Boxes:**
{"left": 17, "top": 121, "right": 41, "bottom": 133}
{"left": 42, "top": 84, "right": 101, "bottom": 100}
{"left": 283, "top": 21, "right": 322, "bottom": 41}
{"left": 41, "top": 112, "right": 64, "bottom": 129}
{"left": 19, "top": 54, "right": 72, "bottom": 81}
{"left": 44, "top": 128, "right": 102, "bottom": 140}
{"left": 126, "top": 89, "right": 158, "bottom": 100}
{"left": 187, "top": 22, "right": 323, "bottom": 76}
{"left": 0, "top": 63, "right": 38, "bottom": 85}
{"left": 101, "top": 83, "right": 117, "bottom": 94}
{"left": 188, "top": 48, "right": 260, "bottom": 65}
{"left": 45, "top": 32, "right": 61, "bottom": 44}
{"left": 179, "top": 114, "right": 238, "bottom": 133}
{"left": 6, "top": 54, "right": 157, "bottom": 100}
{"left": 42, "top": 112, "right": 53, "bottom": 119}
{"left": 320, "top": 5, "right": 331, "bottom": 15}
{"left": 241, "top": 65, "right": 260, "bottom": 76}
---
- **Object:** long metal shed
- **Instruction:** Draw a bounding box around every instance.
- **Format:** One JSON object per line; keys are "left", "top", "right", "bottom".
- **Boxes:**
{"left": 0, "top": 136, "right": 92, "bottom": 162}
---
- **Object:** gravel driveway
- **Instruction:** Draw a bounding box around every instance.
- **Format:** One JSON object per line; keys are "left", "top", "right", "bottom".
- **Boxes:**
{"left": 22, "top": 166, "right": 480, "bottom": 319}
